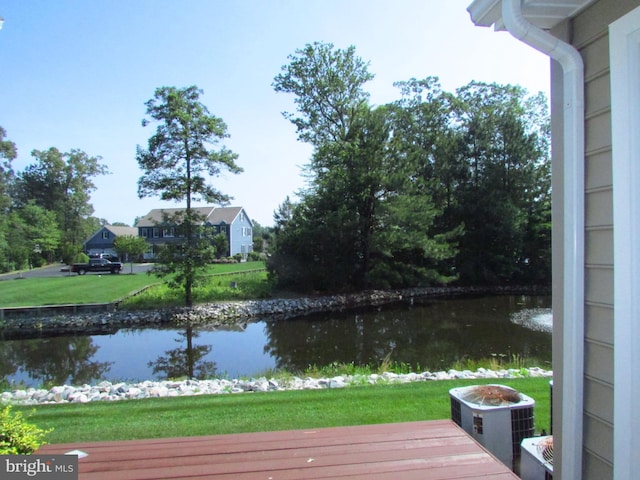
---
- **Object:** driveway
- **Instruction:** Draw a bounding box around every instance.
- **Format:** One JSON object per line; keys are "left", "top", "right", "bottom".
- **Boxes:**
{"left": 0, "top": 263, "right": 155, "bottom": 280}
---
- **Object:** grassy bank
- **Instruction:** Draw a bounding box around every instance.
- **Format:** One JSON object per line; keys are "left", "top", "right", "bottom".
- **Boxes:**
{"left": 19, "top": 377, "right": 551, "bottom": 445}
{"left": 0, "top": 262, "right": 266, "bottom": 308}
{"left": 120, "top": 269, "right": 271, "bottom": 309}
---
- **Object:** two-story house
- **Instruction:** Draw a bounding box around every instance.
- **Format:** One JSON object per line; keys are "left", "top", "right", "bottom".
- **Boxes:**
{"left": 136, "top": 206, "right": 254, "bottom": 260}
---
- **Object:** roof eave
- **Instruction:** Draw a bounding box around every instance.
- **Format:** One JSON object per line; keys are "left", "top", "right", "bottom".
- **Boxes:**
{"left": 468, "top": 0, "right": 598, "bottom": 31}
{"left": 468, "top": 0, "right": 503, "bottom": 28}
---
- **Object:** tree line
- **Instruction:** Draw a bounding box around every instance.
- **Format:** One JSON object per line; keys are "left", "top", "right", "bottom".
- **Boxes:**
{"left": 0, "top": 40, "right": 551, "bottom": 299}
{"left": 268, "top": 42, "right": 551, "bottom": 292}
{"left": 0, "top": 130, "right": 108, "bottom": 271}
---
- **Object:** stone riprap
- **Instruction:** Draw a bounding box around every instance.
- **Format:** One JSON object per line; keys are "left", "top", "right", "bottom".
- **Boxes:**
{"left": 1, "top": 367, "right": 552, "bottom": 405}
{"left": 0, "top": 285, "right": 550, "bottom": 338}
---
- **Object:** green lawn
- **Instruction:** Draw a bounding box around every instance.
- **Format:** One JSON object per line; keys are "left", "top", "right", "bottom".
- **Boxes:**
{"left": 19, "top": 377, "right": 551, "bottom": 445}
{"left": 0, "top": 262, "right": 266, "bottom": 307}
{"left": 3, "top": 266, "right": 551, "bottom": 450}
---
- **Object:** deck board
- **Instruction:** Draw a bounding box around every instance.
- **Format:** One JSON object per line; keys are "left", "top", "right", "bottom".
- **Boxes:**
{"left": 37, "top": 419, "right": 520, "bottom": 479}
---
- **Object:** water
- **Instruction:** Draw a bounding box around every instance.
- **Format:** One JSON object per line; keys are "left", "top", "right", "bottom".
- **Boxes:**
{"left": 0, "top": 295, "right": 551, "bottom": 388}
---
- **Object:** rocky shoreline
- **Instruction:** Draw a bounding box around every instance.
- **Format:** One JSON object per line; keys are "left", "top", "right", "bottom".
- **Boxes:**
{"left": 0, "top": 285, "right": 550, "bottom": 338}
{"left": 1, "top": 367, "right": 553, "bottom": 405}
{"left": 1, "top": 285, "right": 552, "bottom": 405}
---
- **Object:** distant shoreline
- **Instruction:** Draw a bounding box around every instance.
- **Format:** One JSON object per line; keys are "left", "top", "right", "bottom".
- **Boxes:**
{"left": 0, "top": 285, "right": 550, "bottom": 339}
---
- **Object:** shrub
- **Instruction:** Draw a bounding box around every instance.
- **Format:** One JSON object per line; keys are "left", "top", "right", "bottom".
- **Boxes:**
{"left": 72, "top": 252, "right": 89, "bottom": 264}
{"left": 247, "top": 251, "right": 262, "bottom": 261}
{"left": 0, "top": 406, "right": 52, "bottom": 454}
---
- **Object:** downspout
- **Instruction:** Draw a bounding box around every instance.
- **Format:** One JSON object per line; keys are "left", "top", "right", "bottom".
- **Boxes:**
{"left": 501, "top": 1, "right": 585, "bottom": 479}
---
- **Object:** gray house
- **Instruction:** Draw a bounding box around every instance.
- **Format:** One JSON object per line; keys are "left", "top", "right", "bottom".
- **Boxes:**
{"left": 467, "top": 0, "right": 640, "bottom": 478}
{"left": 136, "top": 206, "right": 254, "bottom": 259}
{"left": 84, "top": 225, "right": 138, "bottom": 258}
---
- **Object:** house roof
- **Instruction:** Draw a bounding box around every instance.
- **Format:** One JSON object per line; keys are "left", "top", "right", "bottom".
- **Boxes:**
{"left": 136, "top": 206, "right": 251, "bottom": 227}
{"left": 207, "top": 206, "right": 244, "bottom": 225}
{"left": 136, "top": 207, "right": 215, "bottom": 227}
{"left": 467, "top": 0, "right": 597, "bottom": 30}
{"left": 104, "top": 225, "right": 138, "bottom": 237}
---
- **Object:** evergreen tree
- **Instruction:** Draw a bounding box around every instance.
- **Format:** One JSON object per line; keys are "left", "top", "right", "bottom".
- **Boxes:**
{"left": 271, "top": 45, "right": 458, "bottom": 291}
{"left": 450, "top": 82, "right": 551, "bottom": 285}
{"left": 136, "top": 85, "right": 242, "bottom": 306}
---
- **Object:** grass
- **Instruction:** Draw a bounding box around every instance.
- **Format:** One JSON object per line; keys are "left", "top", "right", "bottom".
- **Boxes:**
{"left": 3, "top": 262, "right": 552, "bottom": 450}
{"left": 120, "top": 270, "right": 272, "bottom": 309}
{"left": 0, "top": 262, "right": 267, "bottom": 308}
{"left": 17, "top": 377, "right": 551, "bottom": 445}
{"left": 297, "top": 355, "right": 547, "bottom": 379}
{"left": 0, "top": 274, "right": 157, "bottom": 307}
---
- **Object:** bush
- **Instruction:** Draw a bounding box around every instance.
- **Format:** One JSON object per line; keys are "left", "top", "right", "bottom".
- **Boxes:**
{"left": 247, "top": 251, "right": 262, "bottom": 261}
{"left": 72, "top": 252, "right": 89, "bottom": 264}
{"left": 0, "top": 406, "right": 52, "bottom": 454}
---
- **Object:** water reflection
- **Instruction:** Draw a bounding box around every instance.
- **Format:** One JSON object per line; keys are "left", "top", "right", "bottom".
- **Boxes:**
{"left": 0, "top": 295, "right": 551, "bottom": 388}
{"left": 264, "top": 295, "right": 551, "bottom": 372}
{"left": 0, "top": 336, "right": 112, "bottom": 387}
{"left": 148, "top": 326, "right": 217, "bottom": 380}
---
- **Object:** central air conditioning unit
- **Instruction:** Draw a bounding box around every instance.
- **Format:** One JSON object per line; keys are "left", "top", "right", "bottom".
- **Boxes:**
{"left": 449, "top": 384, "right": 535, "bottom": 471}
{"left": 520, "top": 436, "right": 553, "bottom": 480}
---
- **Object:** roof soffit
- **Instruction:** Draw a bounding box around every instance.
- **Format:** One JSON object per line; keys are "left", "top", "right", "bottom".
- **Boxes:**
{"left": 468, "top": 0, "right": 597, "bottom": 30}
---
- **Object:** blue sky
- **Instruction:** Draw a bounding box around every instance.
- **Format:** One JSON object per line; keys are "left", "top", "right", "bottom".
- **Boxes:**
{"left": 0, "top": 0, "right": 550, "bottom": 226}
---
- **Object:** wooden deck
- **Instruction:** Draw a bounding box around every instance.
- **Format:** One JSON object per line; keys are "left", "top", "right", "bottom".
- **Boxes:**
{"left": 37, "top": 419, "right": 520, "bottom": 479}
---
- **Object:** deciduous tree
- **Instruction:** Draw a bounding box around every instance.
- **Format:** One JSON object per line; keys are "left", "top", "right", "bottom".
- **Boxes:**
{"left": 114, "top": 234, "right": 148, "bottom": 272}
{"left": 0, "top": 127, "right": 17, "bottom": 271}
{"left": 14, "top": 147, "right": 108, "bottom": 262}
{"left": 271, "top": 45, "right": 458, "bottom": 291}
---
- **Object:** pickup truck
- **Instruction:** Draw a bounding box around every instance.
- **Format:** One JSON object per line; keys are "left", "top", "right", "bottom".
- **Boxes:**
{"left": 70, "top": 258, "right": 123, "bottom": 275}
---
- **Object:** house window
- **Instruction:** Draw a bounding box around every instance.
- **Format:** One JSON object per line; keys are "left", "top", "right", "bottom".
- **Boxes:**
{"left": 141, "top": 228, "right": 148, "bottom": 238}
{"left": 163, "top": 228, "right": 174, "bottom": 238}
{"left": 221, "top": 226, "right": 227, "bottom": 233}
{"left": 102, "top": 230, "right": 109, "bottom": 240}
{"left": 153, "top": 228, "right": 159, "bottom": 238}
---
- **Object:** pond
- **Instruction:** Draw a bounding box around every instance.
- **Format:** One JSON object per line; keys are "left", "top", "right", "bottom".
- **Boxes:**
{"left": 0, "top": 294, "right": 552, "bottom": 388}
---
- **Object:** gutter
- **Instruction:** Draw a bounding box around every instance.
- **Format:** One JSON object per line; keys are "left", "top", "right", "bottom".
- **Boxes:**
{"left": 499, "top": 1, "right": 585, "bottom": 479}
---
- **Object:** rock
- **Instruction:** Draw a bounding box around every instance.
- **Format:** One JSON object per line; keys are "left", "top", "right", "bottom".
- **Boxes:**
{"left": 328, "top": 378, "right": 346, "bottom": 389}
{"left": 126, "top": 387, "right": 143, "bottom": 399}
{"left": 69, "top": 392, "right": 89, "bottom": 403}
{"left": 0, "top": 367, "right": 553, "bottom": 405}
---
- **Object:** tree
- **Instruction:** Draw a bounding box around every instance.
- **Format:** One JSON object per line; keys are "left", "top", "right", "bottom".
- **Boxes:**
{"left": 250, "top": 220, "right": 272, "bottom": 254}
{"left": 113, "top": 234, "right": 148, "bottom": 273}
{"left": 136, "top": 85, "right": 242, "bottom": 306}
{"left": 449, "top": 82, "right": 551, "bottom": 284}
{"left": 272, "top": 44, "right": 379, "bottom": 290}
{"left": 7, "top": 202, "right": 60, "bottom": 268}
{"left": 0, "top": 127, "right": 16, "bottom": 214}
{"left": 14, "top": 147, "right": 109, "bottom": 262}
{"left": 270, "top": 45, "right": 459, "bottom": 292}
{"left": 0, "top": 127, "right": 17, "bottom": 271}
{"left": 273, "top": 41, "right": 374, "bottom": 147}
{"left": 212, "top": 233, "right": 229, "bottom": 259}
